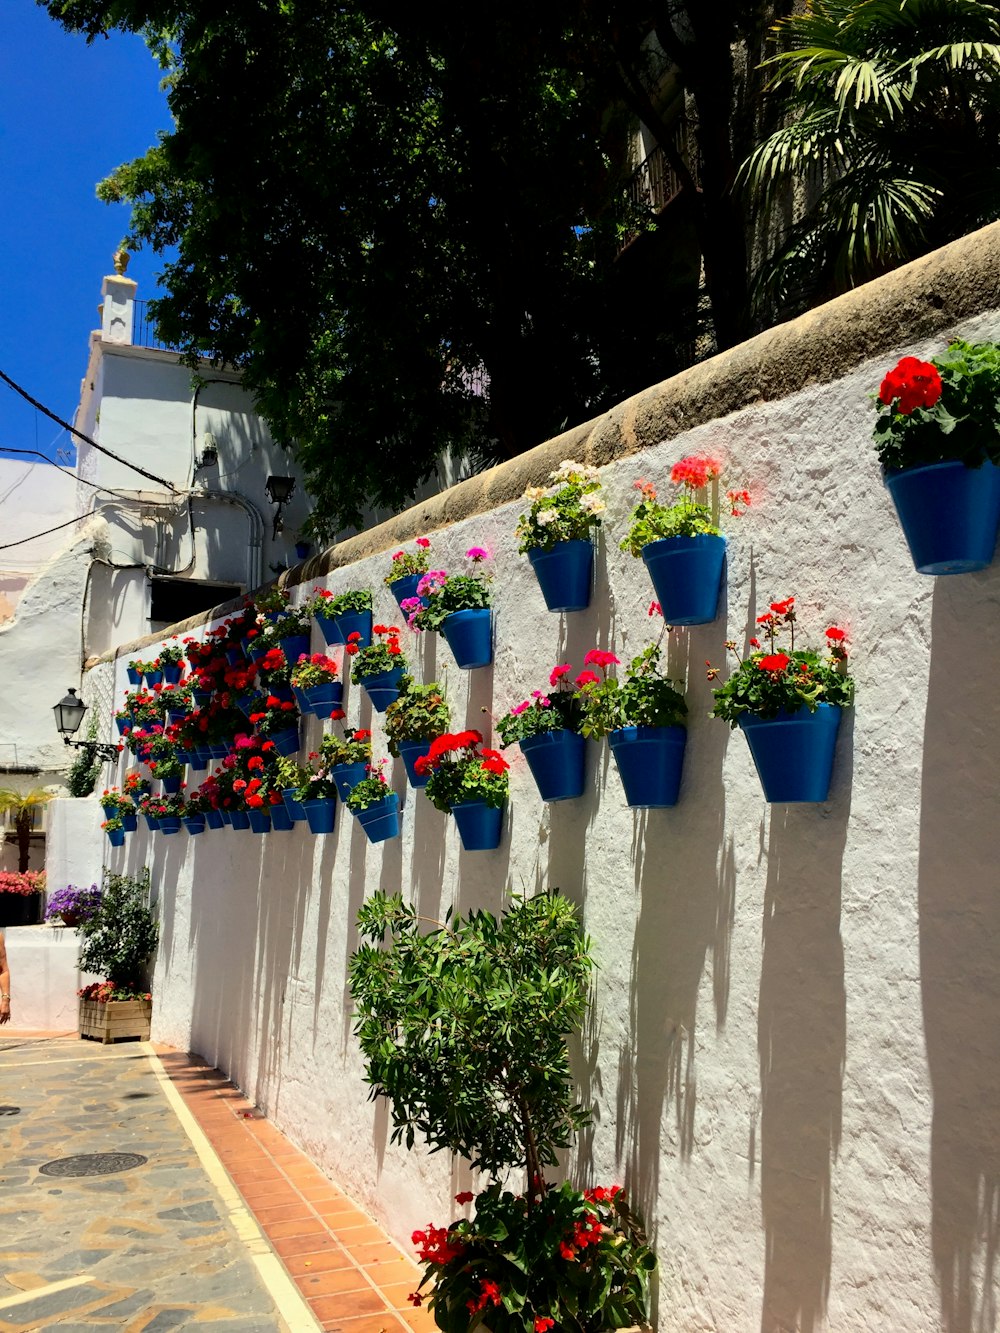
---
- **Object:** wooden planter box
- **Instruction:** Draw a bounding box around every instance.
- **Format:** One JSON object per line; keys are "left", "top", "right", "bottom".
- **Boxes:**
{"left": 79, "top": 997, "right": 152, "bottom": 1044}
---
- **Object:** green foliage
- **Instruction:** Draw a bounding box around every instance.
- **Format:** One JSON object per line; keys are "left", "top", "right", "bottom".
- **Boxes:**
{"left": 620, "top": 494, "right": 719, "bottom": 558}
{"left": 384, "top": 543, "right": 432, "bottom": 584}
{"left": 345, "top": 770, "right": 392, "bottom": 812}
{"left": 741, "top": 0, "right": 1000, "bottom": 311}
{"left": 578, "top": 645, "right": 687, "bottom": 737}
{"left": 422, "top": 740, "right": 510, "bottom": 813}
{"left": 415, "top": 1182, "right": 655, "bottom": 1333}
{"left": 78, "top": 868, "right": 159, "bottom": 991}
{"left": 156, "top": 642, "right": 184, "bottom": 664}
{"left": 348, "top": 891, "right": 593, "bottom": 1181}
{"left": 384, "top": 678, "right": 450, "bottom": 755}
{"left": 514, "top": 462, "right": 605, "bottom": 554}
{"left": 66, "top": 744, "right": 101, "bottom": 798}
{"left": 873, "top": 340, "right": 1000, "bottom": 471}
{"left": 497, "top": 691, "right": 582, "bottom": 748}
{"left": 312, "top": 589, "right": 373, "bottom": 619}
{"left": 349, "top": 627, "right": 408, "bottom": 683}
{"left": 412, "top": 571, "right": 492, "bottom": 634}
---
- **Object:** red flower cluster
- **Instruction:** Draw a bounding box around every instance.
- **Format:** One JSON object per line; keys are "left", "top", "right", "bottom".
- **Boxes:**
{"left": 535, "top": 1319, "right": 555, "bottom": 1332}
{"left": 879, "top": 356, "right": 943, "bottom": 415}
{"left": 583, "top": 1185, "right": 622, "bottom": 1203}
{"left": 412, "top": 1225, "right": 466, "bottom": 1266}
{"left": 583, "top": 649, "right": 620, "bottom": 669}
{"left": 758, "top": 653, "right": 790, "bottom": 673}
{"left": 466, "top": 1278, "right": 503, "bottom": 1314}
{"left": 671, "top": 454, "right": 720, "bottom": 490}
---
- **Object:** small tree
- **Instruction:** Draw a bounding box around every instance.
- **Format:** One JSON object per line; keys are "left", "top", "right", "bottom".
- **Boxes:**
{"left": 0, "top": 788, "right": 54, "bottom": 873}
{"left": 349, "top": 891, "right": 593, "bottom": 1190}
{"left": 79, "top": 868, "right": 159, "bottom": 996}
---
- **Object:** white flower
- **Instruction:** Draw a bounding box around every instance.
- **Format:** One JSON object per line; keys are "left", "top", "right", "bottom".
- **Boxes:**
{"left": 580, "top": 493, "right": 606, "bottom": 515}
{"left": 536, "top": 508, "right": 559, "bottom": 526}
{"left": 523, "top": 486, "right": 547, "bottom": 501}
{"left": 552, "top": 460, "right": 584, "bottom": 481}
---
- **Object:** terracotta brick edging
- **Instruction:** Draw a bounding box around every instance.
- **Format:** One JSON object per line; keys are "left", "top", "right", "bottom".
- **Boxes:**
{"left": 157, "top": 1048, "right": 437, "bottom": 1333}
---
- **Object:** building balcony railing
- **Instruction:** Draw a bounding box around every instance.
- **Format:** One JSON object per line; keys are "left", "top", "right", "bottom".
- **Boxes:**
{"left": 131, "top": 299, "right": 183, "bottom": 352}
{"left": 628, "top": 119, "right": 699, "bottom": 216}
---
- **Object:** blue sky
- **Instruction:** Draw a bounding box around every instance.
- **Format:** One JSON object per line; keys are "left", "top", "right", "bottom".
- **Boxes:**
{"left": 0, "top": 2, "right": 171, "bottom": 464}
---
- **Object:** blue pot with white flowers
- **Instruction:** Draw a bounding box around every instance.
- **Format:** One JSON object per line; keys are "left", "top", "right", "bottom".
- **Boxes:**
{"left": 527, "top": 540, "right": 593, "bottom": 612}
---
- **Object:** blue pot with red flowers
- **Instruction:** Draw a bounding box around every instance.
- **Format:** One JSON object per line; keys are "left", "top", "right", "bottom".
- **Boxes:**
{"left": 527, "top": 540, "right": 593, "bottom": 613}
{"left": 519, "top": 729, "right": 586, "bottom": 801}
{"left": 204, "top": 809, "right": 225, "bottom": 830}
{"left": 884, "top": 459, "right": 1000, "bottom": 574}
{"left": 126, "top": 664, "right": 142, "bottom": 686}
{"left": 183, "top": 814, "right": 206, "bottom": 836}
{"left": 292, "top": 681, "right": 343, "bottom": 718}
{"left": 162, "top": 661, "right": 183, "bottom": 685}
{"left": 441, "top": 608, "right": 493, "bottom": 669}
{"left": 738, "top": 704, "right": 841, "bottom": 803}
{"left": 158, "top": 815, "right": 182, "bottom": 835}
{"left": 388, "top": 573, "right": 425, "bottom": 615}
{"left": 269, "top": 725, "right": 301, "bottom": 757}
{"left": 143, "top": 667, "right": 163, "bottom": 687}
{"left": 608, "top": 725, "right": 686, "bottom": 808}
{"left": 398, "top": 739, "right": 433, "bottom": 788}
{"left": 105, "top": 825, "right": 126, "bottom": 848}
{"left": 451, "top": 800, "right": 503, "bottom": 851}
{"left": 322, "top": 608, "right": 373, "bottom": 649}
{"left": 641, "top": 534, "right": 726, "bottom": 626}
{"left": 247, "top": 808, "right": 272, "bottom": 833}
{"left": 229, "top": 810, "right": 251, "bottom": 830}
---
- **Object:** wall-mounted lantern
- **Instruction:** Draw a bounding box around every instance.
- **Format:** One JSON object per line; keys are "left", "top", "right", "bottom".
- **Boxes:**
{"left": 264, "top": 474, "right": 296, "bottom": 539}
{"left": 52, "top": 689, "right": 120, "bottom": 763}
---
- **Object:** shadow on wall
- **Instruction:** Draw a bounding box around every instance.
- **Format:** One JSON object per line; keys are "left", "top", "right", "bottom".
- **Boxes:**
{"left": 757, "top": 753, "right": 850, "bottom": 1333}
{"left": 920, "top": 572, "right": 1000, "bottom": 1333}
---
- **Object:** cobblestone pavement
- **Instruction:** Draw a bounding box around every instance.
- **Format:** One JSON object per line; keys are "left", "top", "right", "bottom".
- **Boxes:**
{"left": 0, "top": 1035, "right": 301, "bottom": 1332}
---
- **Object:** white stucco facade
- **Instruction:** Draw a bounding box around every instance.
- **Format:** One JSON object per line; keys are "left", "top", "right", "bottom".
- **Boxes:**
{"left": 59, "top": 291, "right": 1000, "bottom": 1330}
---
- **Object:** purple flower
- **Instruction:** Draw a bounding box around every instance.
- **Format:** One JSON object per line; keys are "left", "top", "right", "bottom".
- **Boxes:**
{"left": 466, "top": 547, "right": 489, "bottom": 562}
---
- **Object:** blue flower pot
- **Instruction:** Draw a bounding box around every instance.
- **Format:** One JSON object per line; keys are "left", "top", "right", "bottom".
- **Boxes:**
{"left": 441, "top": 608, "right": 493, "bottom": 669}
{"left": 331, "top": 760, "right": 368, "bottom": 801}
{"left": 144, "top": 668, "right": 163, "bottom": 687}
{"left": 301, "top": 797, "right": 336, "bottom": 835}
{"left": 269, "top": 725, "right": 301, "bottom": 757}
{"left": 162, "top": 662, "right": 183, "bottom": 685}
{"left": 101, "top": 802, "right": 118, "bottom": 821}
{"left": 126, "top": 666, "right": 142, "bottom": 686}
{"left": 527, "top": 540, "right": 593, "bottom": 612}
{"left": 161, "top": 775, "right": 183, "bottom": 795}
{"left": 398, "top": 739, "right": 433, "bottom": 787}
{"left": 122, "top": 812, "right": 138, "bottom": 833}
{"left": 158, "top": 815, "right": 182, "bottom": 834}
{"left": 192, "top": 689, "right": 211, "bottom": 709}
{"left": 388, "top": 573, "right": 425, "bottom": 615}
{"left": 354, "top": 793, "right": 400, "bottom": 844}
{"left": 106, "top": 827, "right": 126, "bottom": 847}
{"left": 451, "top": 800, "right": 503, "bottom": 851}
{"left": 183, "top": 815, "right": 206, "bottom": 836}
{"left": 322, "top": 608, "right": 373, "bottom": 649}
{"left": 608, "top": 725, "right": 687, "bottom": 808}
{"left": 204, "top": 809, "right": 225, "bottom": 830}
{"left": 641, "top": 534, "right": 726, "bottom": 625}
{"left": 208, "top": 743, "right": 230, "bottom": 759}
{"left": 236, "top": 692, "right": 260, "bottom": 719}
{"left": 187, "top": 752, "right": 208, "bottom": 773}
{"left": 884, "top": 459, "right": 1000, "bottom": 574}
{"left": 226, "top": 646, "right": 246, "bottom": 667}
{"left": 270, "top": 803, "right": 294, "bottom": 831}
{"left": 293, "top": 680, "right": 343, "bottom": 718}
{"left": 282, "top": 788, "right": 308, "bottom": 822}
{"left": 519, "top": 729, "right": 586, "bottom": 801}
{"left": 296, "top": 541, "right": 311, "bottom": 560}
{"left": 738, "top": 704, "right": 842, "bottom": 803}
{"left": 142, "top": 814, "right": 160, "bottom": 833}
{"left": 277, "top": 633, "right": 311, "bottom": 664}
{"left": 247, "top": 808, "right": 272, "bottom": 833}
{"left": 246, "top": 640, "right": 269, "bottom": 662}
{"left": 359, "top": 666, "right": 405, "bottom": 713}
{"left": 220, "top": 809, "right": 233, "bottom": 825}
{"left": 114, "top": 717, "right": 130, "bottom": 737}
{"left": 229, "top": 810, "right": 251, "bottom": 830}
{"left": 167, "top": 708, "right": 189, "bottom": 728}
{"left": 315, "top": 611, "right": 340, "bottom": 646}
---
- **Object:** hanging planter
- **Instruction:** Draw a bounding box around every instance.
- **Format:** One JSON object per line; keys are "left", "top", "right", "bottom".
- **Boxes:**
{"left": 204, "top": 809, "right": 225, "bottom": 830}
{"left": 738, "top": 705, "right": 842, "bottom": 803}
{"left": 268, "top": 725, "right": 301, "bottom": 757}
{"left": 160, "top": 774, "right": 183, "bottom": 796}
{"left": 282, "top": 788, "right": 307, "bottom": 822}
{"left": 331, "top": 760, "right": 368, "bottom": 801}
{"left": 161, "top": 661, "right": 183, "bottom": 685}
{"left": 226, "top": 645, "right": 246, "bottom": 667}
{"left": 229, "top": 810, "right": 251, "bottom": 830}
{"left": 144, "top": 667, "right": 163, "bottom": 687}
{"left": 641, "top": 534, "right": 726, "bottom": 625}
{"left": 353, "top": 792, "right": 401, "bottom": 844}
{"left": 358, "top": 666, "right": 405, "bottom": 713}
{"left": 158, "top": 815, "right": 182, "bottom": 834}
{"left": 388, "top": 572, "right": 425, "bottom": 614}
{"left": 884, "top": 459, "right": 1000, "bottom": 574}
{"left": 441, "top": 608, "right": 493, "bottom": 669}
{"left": 519, "top": 729, "right": 586, "bottom": 802}
{"left": 142, "top": 813, "right": 160, "bottom": 833}
{"left": 384, "top": 539, "right": 433, "bottom": 616}
{"left": 397, "top": 739, "right": 433, "bottom": 788}
{"left": 270, "top": 802, "right": 294, "bottom": 831}
{"left": 526, "top": 540, "right": 594, "bottom": 613}
{"left": 292, "top": 679, "right": 343, "bottom": 718}
{"left": 451, "top": 800, "right": 503, "bottom": 851}
{"left": 247, "top": 808, "right": 272, "bottom": 833}
{"left": 126, "top": 663, "right": 143, "bottom": 686}
{"left": 105, "top": 824, "right": 126, "bottom": 847}
{"left": 122, "top": 812, "right": 138, "bottom": 833}
{"left": 301, "top": 797, "right": 336, "bottom": 835}
{"left": 183, "top": 814, "right": 206, "bottom": 836}
{"left": 608, "top": 725, "right": 686, "bottom": 808}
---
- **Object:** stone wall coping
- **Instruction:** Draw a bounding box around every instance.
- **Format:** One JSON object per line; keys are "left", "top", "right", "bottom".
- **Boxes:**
{"left": 87, "top": 218, "right": 1000, "bottom": 668}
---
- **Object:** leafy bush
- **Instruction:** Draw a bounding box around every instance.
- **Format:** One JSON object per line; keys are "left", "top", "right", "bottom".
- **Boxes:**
{"left": 384, "top": 677, "right": 451, "bottom": 754}
{"left": 78, "top": 868, "right": 159, "bottom": 993}
{"left": 579, "top": 644, "right": 687, "bottom": 736}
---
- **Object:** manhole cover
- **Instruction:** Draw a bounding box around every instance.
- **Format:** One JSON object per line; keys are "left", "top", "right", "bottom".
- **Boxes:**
{"left": 39, "top": 1153, "right": 147, "bottom": 1178}
{"left": 0, "top": 1106, "right": 20, "bottom": 1116}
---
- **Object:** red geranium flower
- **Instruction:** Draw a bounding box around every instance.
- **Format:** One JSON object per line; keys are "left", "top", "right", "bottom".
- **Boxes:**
{"left": 454, "top": 1191, "right": 474, "bottom": 1204}
{"left": 758, "top": 653, "right": 790, "bottom": 673}
{"left": 879, "top": 356, "right": 943, "bottom": 414}
{"left": 825, "top": 626, "right": 846, "bottom": 642}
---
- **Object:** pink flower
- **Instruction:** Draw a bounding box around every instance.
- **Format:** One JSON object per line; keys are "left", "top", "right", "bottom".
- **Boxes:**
{"left": 648, "top": 601, "right": 662, "bottom": 617}
{"left": 575, "top": 670, "right": 600, "bottom": 687}
{"left": 416, "top": 537, "right": 431, "bottom": 548}
{"left": 510, "top": 701, "right": 530, "bottom": 716}
{"left": 466, "top": 546, "right": 489, "bottom": 562}
{"left": 583, "top": 649, "right": 619, "bottom": 669}
{"left": 549, "top": 664, "right": 572, "bottom": 686}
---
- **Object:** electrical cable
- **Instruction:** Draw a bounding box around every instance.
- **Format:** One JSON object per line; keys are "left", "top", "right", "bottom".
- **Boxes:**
{"left": 0, "top": 514, "right": 90, "bottom": 551}
{"left": 0, "top": 447, "right": 139, "bottom": 500}
{"left": 0, "top": 367, "right": 179, "bottom": 493}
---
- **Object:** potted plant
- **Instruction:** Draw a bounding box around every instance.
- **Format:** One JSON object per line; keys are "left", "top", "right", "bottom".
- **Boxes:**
{"left": 515, "top": 461, "right": 605, "bottom": 612}
{"left": 156, "top": 641, "right": 186, "bottom": 684}
{"left": 349, "top": 891, "right": 654, "bottom": 1331}
{"left": 145, "top": 735, "right": 186, "bottom": 794}
{"left": 385, "top": 677, "right": 451, "bottom": 787}
{"left": 102, "top": 817, "right": 127, "bottom": 848}
{"left": 190, "top": 777, "right": 226, "bottom": 830}
{"left": 248, "top": 697, "right": 301, "bottom": 756}
{"left": 0, "top": 870, "right": 46, "bottom": 928}
{"left": 578, "top": 644, "right": 688, "bottom": 807}
{"left": 406, "top": 549, "right": 493, "bottom": 669}
{"left": 274, "top": 756, "right": 310, "bottom": 823}
{"left": 384, "top": 537, "right": 432, "bottom": 613}
{"left": 308, "top": 587, "right": 373, "bottom": 648}
{"left": 99, "top": 787, "right": 138, "bottom": 831}
{"left": 45, "top": 882, "right": 102, "bottom": 929}
{"left": 248, "top": 603, "right": 312, "bottom": 663}
{"left": 149, "top": 791, "right": 187, "bottom": 833}
{"left": 620, "top": 457, "right": 750, "bottom": 625}
{"left": 316, "top": 727, "right": 373, "bottom": 801}
{"left": 345, "top": 763, "right": 402, "bottom": 843}
{"left": 497, "top": 668, "right": 588, "bottom": 802}
{"left": 290, "top": 653, "right": 343, "bottom": 717}
{"left": 141, "top": 657, "right": 163, "bottom": 687}
{"left": 417, "top": 730, "right": 509, "bottom": 851}
{"left": 708, "top": 597, "right": 854, "bottom": 802}
{"left": 78, "top": 869, "right": 158, "bottom": 1043}
{"left": 125, "top": 658, "right": 143, "bottom": 686}
{"left": 347, "top": 624, "right": 408, "bottom": 712}
{"left": 180, "top": 790, "right": 209, "bottom": 835}
{"left": 874, "top": 341, "right": 1000, "bottom": 573}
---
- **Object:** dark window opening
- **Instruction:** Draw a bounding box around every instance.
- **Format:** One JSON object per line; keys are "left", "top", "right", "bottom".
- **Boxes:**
{"left": 149, "top": 578, "right": 241, "bottom": 628}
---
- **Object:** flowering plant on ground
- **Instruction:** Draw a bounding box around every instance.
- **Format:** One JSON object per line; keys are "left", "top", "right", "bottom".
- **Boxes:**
{"left": 417, "top": 732, "right": 510, "bottom": 812}
{"left": 384, "top": 536, "right": 432, "bottom": 584}
{"left": 348, "top": 624, "right": 408, "bottom": 680}
{"left": 46, "top": 883, "right": 102, "bottom": 924}
{"left": 620, "top": 454, "right": 750, "bottom": 556}
{"left": 406, "top": 550, "right": 492, "bottom": 632}
{"left": 0, "top": 870, "right": 46, "bottom": 897}
{"left": 578, "top": 644, "right": 687, "bottom": 737}
{"left": 873, "top": 340, "right": 1000, "bottom": 472}
{"left": 79, "top": 980, "right": 152, "bottom": 1003}
{"left": 708, "top": 597, "right": 855, "bottom": 726}
{"left": 496, "top": 665, "right": 585, "bottom": 748}
{"left": 99, "top": 787, "right": 136, "bottom": 814}
{"left": 410, "top": 1180, "right": 655, "bottom": 1333}
{"left": 306, "top": 587, "right": 373, "bottom": 618}
{"left": 290, "top": 653, "right": 340, "bottom": 688}
{"left": 345, "top": 761, "right": 394, "bottom": 812}
{"left": 384, "top": 678, "right": 451, "bottom": 754}
{"left": 515, "top": 461, "right": 605, "bottom": 553}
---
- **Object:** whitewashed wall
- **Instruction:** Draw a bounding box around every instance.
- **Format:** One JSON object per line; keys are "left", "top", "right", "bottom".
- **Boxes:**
{"left": 74, "top": 302, "right": 1000, "bottom": 1333}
